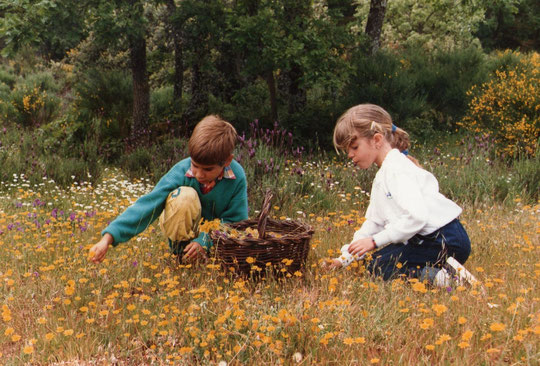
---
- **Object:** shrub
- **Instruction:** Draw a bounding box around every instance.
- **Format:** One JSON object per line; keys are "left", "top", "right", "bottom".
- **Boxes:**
{"left": 7, "top": 70, "right": 61, "bottom": 127}
{"left": 512, "top": 152, "right": 540, "bottom": 201}
{"left": 410, "top": 47, "right": 488, "bottom": 123}
{"left": 207, "top": 80, "right": 271, "bottom": 133}
{"left": 0, "top": 65, "right": 16, "bottom": 88}
{"left": 72, "top": 68, "right": 132, "bottom": 141}
{"left": 0, "top": 122, "right": 101, "bottom": 188}
{"left": 120, "top": 137, "right": 188, "bottom": 181}
{"left": 460, "top": 51, "right": 539, "bottom": 157}
{"left": 119, "top": 147, "right": 154, "bottom": 178}
{"left": 343, "top": 50, "right": 427, "bottom": 131}
{"left": 149, "top": 85, "right": 183, "bottom": 125}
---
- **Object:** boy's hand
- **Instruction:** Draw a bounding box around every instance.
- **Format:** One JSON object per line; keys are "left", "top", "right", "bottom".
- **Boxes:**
{"left": 182, "top": 242, "right": 207, "bottom": 263}
{"left": 348, "top": 237, "right": 376, "bottom": 257}
{"left": 89, "top": 233, "right": 113, "bottom": 263}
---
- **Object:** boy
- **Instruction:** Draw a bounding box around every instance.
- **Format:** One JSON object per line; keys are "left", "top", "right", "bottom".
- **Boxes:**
{"left": 89, "top": 115, "right": 248, "bottom": 263}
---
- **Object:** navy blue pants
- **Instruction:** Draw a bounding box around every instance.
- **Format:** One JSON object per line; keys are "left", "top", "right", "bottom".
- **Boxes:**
{"left": 367, "top": 219, "right": 471, "bottom": 281}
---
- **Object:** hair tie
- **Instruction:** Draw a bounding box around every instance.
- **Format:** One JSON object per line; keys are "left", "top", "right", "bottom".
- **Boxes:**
{"left": 402, "top": 149, "right": 409, "bottom": 156}
{"left": 391, "top": 124, "right": 397, "bottom": 132}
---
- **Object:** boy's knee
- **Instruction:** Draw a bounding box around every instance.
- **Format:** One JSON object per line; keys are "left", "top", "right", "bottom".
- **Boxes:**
{"left": 159, "top": 186, "right": 202, "bottom": 242}
{"left": 166, "top": 186, "right": 201, "bottom": 211}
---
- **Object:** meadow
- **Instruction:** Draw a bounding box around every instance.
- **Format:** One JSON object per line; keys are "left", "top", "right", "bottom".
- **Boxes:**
{"left": 0, "top": 136, "right": 538, "bottom": 365}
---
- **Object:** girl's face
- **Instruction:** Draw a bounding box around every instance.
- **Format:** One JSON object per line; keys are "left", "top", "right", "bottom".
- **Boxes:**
{"left": 347, "top": 133, "right": 379, "bottom": 169}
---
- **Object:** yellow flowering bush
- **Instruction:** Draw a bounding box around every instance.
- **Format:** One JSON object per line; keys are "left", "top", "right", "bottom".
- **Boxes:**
{"left": 460, "top": 51, "right": 539, "bottom": 157}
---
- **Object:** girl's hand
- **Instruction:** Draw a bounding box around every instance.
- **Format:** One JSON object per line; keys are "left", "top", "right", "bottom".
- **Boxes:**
{"left": 182, "top": 242, "right": 208, "bottom": 263}
{"left": 321, "top": 258, "right": 343, "bottom": 270}
{"left": 348, "top": 237, "right": 376, "bottom": 257}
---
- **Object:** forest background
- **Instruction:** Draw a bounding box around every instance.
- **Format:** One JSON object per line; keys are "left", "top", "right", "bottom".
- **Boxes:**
{"left": 0, "top": 0, "right": 539, "bottom": 364}
{"left": 0, "top": 0, "right": 538, "bottom": 189}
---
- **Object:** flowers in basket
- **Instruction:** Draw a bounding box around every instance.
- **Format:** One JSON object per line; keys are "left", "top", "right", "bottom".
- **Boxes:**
{"left": 199, "top": 218, "right": 283, "bottom": 240}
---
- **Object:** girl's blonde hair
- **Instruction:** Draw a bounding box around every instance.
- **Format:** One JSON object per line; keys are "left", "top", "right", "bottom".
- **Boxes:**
{"left": 333, "top": 104, "right": 410, "bottom": 153}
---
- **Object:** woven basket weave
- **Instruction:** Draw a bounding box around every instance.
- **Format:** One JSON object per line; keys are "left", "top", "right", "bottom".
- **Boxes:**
{"left": 211, "top": 191, "right": 314, "bottom": 278}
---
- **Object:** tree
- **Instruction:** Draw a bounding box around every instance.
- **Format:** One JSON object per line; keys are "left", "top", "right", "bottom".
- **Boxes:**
{"left": 476, "top": 0, "right": 540, "bottom": 51}
{"left": 0, "top": 0, "right": 87, "bottom": 60}
{"left": 281, "top": 0, "right": 311, "bottom": 115}
{"left": 355, "top": 0, "right": 485, "bottom": 52}
{"left": 165, "top": 0, "right": 184, "bottom": 101}
{"left": 170, "top": 0, "right": 227, "bottom": 126}
{"left": 88, "top": 0, "right": 150, "bottom": 140}
{"left": 228, "top": 1, "right": 284, "bottom": 122}
{"left": 365, "top": 0, "right": 387, "bottom": 54}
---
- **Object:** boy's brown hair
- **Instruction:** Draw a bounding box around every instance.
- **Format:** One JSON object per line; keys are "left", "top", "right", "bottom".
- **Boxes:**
{"left": 188, "top": 115, "right": 237, "bottom": 165}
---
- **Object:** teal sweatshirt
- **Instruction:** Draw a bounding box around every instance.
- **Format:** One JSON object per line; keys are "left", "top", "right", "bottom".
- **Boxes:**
{"left": 102, "top": 158, "right": 248, "bottom": 250}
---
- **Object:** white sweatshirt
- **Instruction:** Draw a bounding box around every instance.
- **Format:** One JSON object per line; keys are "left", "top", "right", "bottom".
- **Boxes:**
{"left": 336, "top": 149, "right": 462, "bottom": 266}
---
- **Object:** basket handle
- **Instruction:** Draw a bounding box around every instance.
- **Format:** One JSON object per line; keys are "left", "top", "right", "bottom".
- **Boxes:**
{"left": 257, "top": 190, "right": 273, "bottom": 239}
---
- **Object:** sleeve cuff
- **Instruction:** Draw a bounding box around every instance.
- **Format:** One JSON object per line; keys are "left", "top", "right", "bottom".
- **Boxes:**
{"left": 335, "top": 244, "right": 366, "bottom": 268}
{"left": 193, "top": 232, "right": 212, "bottom": 251}
{"left": 372, "top": 231, "right": 392, "bottom": 249}
{"left": 101, "top": 230, "right": 119, "bottom": 247}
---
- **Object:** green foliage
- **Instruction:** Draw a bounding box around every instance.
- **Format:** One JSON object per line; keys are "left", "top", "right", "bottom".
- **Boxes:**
{"left": 343, "top": 50, "right": 428, "bottom": 131}
{"left": 355, "top": 0, "right": 485, "bottom": 52}
{"left": 120, "top": 147, "right": 153, "bottom": 178}
{"left": 343, "top": 47, "right": 491, "bottom": 139}
{"left": 120, "top": 137, "right": 188, "bottom": 181}
{"left": 6, "top": 70, "right": 61, "bottom": 127}
{"left": 409, "top": 47, "right": 489, "bottom": 122}
{"left": 207, "top": 81, "right": 271, "bottom": 132}
{"left": 476, "top": 0, "right": 540, "bottom": 51}
{"left": 0, "top": 121, "right": 101, "bottom": 188}
{"left": 87, "top": 0, "right": 148, "bottom": 51}
{"left": 72, "top": 67, "right": 132, "bottom": 142}
{"left": 0, "top": 64, "right": 17, "bottom": 119}
{"left": 0, "top": 0, "right": 86, "bottom": 60}
{"left": 149, "top": 86, "right": 183, "bottom": 125}
{"left": 0, "top": 64, "right": 16, "bottom": 88}
{"left": 416, "top": 133, "right": 538, "bottom": 204}
{"left": 512, "top": 152, "right": 540, "bottom": 201}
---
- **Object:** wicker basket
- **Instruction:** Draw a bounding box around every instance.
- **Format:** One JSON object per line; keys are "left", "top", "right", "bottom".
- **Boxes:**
{"left": 211, "top": 191, "right": 314, "bottom": 278}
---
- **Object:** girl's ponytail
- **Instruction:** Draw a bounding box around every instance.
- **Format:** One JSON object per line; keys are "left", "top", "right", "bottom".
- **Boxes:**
{"left": 389, "top": 124, "right": 410, "bottom": 153}
{"left": 333, "top": 104, "right": 421, "bottom": 167}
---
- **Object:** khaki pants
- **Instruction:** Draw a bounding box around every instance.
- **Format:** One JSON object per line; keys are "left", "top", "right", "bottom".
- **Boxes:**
{"left": 159, "top": 186, "right": 201, "bottom": 253}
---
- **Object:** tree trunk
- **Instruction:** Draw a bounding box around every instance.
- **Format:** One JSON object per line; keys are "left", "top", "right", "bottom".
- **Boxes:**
{"left": 286, "top": 63, "right": 306, "bottom": 115}
{"left": 282, "top": 0, "right": 309, "bottom": 115}
{"left": 166, "top": 0, "right": 183, "bottom": 101}
{"left": 129, "top": 35, "right": 150, "bottom": 140}
{"left": 365, "top": 0, "right": 387, "bottom": 54}
{"left": 184, "top": 60, "right": 207, "bottom": 127}
{"left": 264, "top": 70, "right": 278, "bottom": 122}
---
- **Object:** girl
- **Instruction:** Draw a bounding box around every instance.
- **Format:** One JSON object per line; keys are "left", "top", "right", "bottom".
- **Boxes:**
{"left": 327, "top": 104, "right": 476, "bottom": 287}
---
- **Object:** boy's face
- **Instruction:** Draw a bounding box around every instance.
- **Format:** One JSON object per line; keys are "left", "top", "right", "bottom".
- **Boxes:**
{"left": 190, "top": 155, "right": 232, "bottom": 185}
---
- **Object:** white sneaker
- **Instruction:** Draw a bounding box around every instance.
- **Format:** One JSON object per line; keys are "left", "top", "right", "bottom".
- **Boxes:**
{"left": 445, "top": 256, "right": 479, "bottom": 286}
{"left": 433, "top": 267, "right": 452, "bottom": 287}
